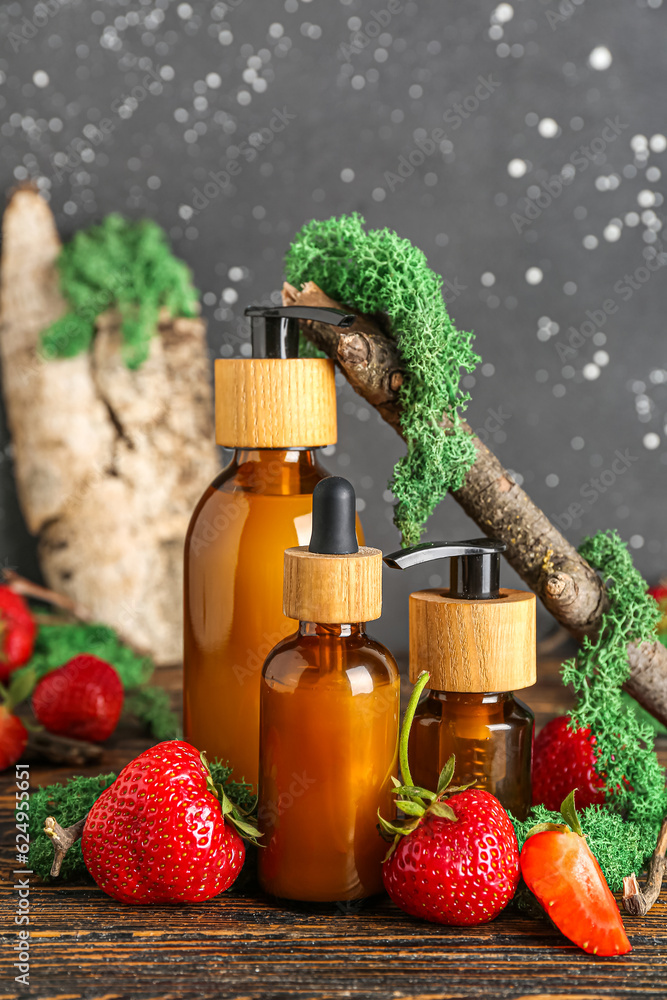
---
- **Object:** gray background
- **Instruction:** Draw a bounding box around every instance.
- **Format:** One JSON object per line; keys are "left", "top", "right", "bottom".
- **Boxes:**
{"left": 0, "top": 0, "right": 665, "bottom": 653}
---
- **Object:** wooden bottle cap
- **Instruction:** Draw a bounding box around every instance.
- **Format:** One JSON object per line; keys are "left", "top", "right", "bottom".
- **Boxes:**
{"left": 214, "top": 358, "right": 337, "bottom": 448}
{"left": 409, "top": 589, "right": 536, "bottom": 692}
{"left": 283, "top": 546, "right": 382, "bottom": 623}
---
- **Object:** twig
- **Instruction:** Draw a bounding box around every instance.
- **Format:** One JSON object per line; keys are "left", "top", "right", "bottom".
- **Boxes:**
{"left": 622, "top": 817, "right": 667, "bottom": 916}
{"left": 27, "top": 730, "right": 103, "bottom": 766}
{"left": 283, "top": 280, "right": 667, "bottom": 728}
{"left": 3, "top": 569, "right": 154, "bottom": 659}
{"left": 2, "top": 569, "right": 93, "bottom": 622}
{"left": 44, "top": 815, "right": 88, "bottom": 876}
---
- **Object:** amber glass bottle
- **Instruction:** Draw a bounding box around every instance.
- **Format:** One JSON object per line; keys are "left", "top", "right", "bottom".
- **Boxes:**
{"left": 384, "top": 539, "right": 537, "bottom": 819}
{"left": 185, "top": 447, "right": 330, "bottom": 786}
{"left": 183, "top": 304, "right": 358, "bottom": 788}
{"left": 259, "top": 622, "right": 399, "bottom": 901}
{"left": 258, "top": 478, "right": 400, "bottom": 901}
{"left": 409, "top": 691, "right": 533, "bottom": 819}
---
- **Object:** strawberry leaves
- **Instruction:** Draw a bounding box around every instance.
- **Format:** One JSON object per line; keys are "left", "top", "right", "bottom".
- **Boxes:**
{"left": 437, "top": 755, "right": 456, "bottom": 795}
{"left": 429, "top": 801, "right": 459, "bottom": 821}
{"left": 378, "top": 671, "right": 474, "bottom": 856}
{"left": 201, "top": 751, "right": 263, "bottom": 846}
{"left": 559, "top": 789, "right": 584, "bottom": 836}
{"left": 1, "top": 666, "right": 36, "bottom": 713}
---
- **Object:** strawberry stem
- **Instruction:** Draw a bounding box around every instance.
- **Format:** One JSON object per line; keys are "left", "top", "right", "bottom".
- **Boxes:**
{"left": 399, "top": 670, "right": 430, "bottom": 788}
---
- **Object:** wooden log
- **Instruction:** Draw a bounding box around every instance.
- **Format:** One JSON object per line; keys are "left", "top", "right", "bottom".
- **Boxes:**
{"left": 0, "top": 187, "right": 219, "bottom": 664}
{"left": 283, "top": 281, "right": 667, "bottom": 726}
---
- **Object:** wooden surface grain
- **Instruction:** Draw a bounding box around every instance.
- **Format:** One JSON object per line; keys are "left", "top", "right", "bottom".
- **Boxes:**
{"left": 2, "top": 653, "right": 666, "bottom": 1000}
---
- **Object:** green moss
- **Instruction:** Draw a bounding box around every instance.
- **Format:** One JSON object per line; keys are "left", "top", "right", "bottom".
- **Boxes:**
{"left": 563, "top": 531, "right": 666, "bottom": 829}
{"left": 124, "top": 687, "right": 182, "bottom": 741}
{"left": 42, "top": 214, "right": 199, "bottom": 368}
{"left": 27, "top": 773, "right": 117, "bottom": 881}
{"left": 285, "top": 214, "right": 480, "bottom": 545}
{"left": 21, "top": 621, "right": 154, "bottom": 688}
{"left": 517, "top": 531, "right": 667, "bottom": 889}
{"left": 621, "top": 691, "right": 667, "bottom": 735}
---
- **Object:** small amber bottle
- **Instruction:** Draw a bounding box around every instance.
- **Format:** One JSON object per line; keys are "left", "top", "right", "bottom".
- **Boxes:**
{"left": 258, "top": 477, "right": 400, "bottom": 902}
{"left": 384, "top": 539, "right": 536, "bottom": 820}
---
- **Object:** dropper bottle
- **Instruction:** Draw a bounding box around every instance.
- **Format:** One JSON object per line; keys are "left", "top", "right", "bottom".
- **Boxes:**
{"left": 184, "top": 305, "right": 362, "bottom": 790}
{"left": 258, "top": 477, "right": 400, "bottom": 901}
{"left": 385, "top": 538, "right": 536, "bottom": 819}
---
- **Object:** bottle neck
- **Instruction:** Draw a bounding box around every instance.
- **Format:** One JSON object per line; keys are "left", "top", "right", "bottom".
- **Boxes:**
{"left": 299, "top": 622, "right": 366, "bottom": 638}
{"left": 226, "top": 447, "right": 325, "bottom": 495}
{"left": 232, "top": 447, "right": 320, "bottom": 465}
{"left": 425, "top": 690, "right": 512, "bottom": 704}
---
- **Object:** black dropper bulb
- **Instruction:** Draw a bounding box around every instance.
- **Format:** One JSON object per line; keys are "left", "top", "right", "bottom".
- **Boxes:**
{"left": 244, "top": 305, "right": 355, "bottom": 359}
{"left": 309, "top": 477, "right": 359, "bottom": 555}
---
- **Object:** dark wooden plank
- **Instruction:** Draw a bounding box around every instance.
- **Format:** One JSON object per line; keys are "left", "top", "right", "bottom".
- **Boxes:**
{"left": 1, "top": 882, "right": 666, "bottom": 1000}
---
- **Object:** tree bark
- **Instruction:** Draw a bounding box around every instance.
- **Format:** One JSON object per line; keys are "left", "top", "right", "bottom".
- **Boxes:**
{"left": 44, "top": 815, "right": 88, "bottom": 877}
{"left": 283, "top": 280, "right": 667, "bottom": 725}
{"left": 622, "top": 816, "right": 667, "bottom": 916}
{"left": 28, "top": 731, "right": 103, "bottom": 767}
{"left": 0, "top": 186, "right": 219, "bottom": 664}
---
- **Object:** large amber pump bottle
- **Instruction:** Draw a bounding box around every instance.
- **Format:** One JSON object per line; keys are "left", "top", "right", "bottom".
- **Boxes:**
{"left": 258, "top": 477, "right": 400, "bottom": 902}
{"left": 184, "top": 304, "right": 359, "bottom": 788}
{"left": 385, "top": 539, "right": 536, "bottom": 819}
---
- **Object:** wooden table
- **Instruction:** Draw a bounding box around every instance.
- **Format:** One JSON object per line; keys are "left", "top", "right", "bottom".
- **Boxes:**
{"left": 2, "top": 657, "right": 666, "bottom": 1000}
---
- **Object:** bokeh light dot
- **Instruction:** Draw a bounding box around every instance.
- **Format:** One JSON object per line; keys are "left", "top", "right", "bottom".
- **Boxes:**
{"left": 588, "top": 46, "right": 612, "bottom": 71}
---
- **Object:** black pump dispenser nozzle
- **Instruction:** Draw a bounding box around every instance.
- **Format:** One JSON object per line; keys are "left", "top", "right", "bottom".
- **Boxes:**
{"left": 244, "top": 305, "right": 355, "bottom": 359}
{"left": 384, "top": 538, "right": 506, "bottom": 600}
{"left": 309, "top": 477, "right": 359, "bottom": 555}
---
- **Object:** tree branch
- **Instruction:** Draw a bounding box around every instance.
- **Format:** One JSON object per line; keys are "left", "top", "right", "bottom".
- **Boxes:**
{"left": 3, "top": 569, "right": 93, "bottom": 622}
{"left": 27, "top": 730, "right": 103, "bottom": 766}
{"left": 284, "top": 280, "right": 667, "bottom": 726}
{"left": 44, "top": 814, "right": 88, "bottom": 876}
{"left": 622, "top": 817, "right": 667, "bottom": 916}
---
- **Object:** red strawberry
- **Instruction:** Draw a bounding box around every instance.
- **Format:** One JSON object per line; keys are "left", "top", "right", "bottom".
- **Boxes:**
{"left": 649, "top": 582, "right": 667, "bottom": 603}
{"left": 380, "top": 672, "right": 520, "bottom": 925}
{"left": 532, "top": 716, "right": 606, "bottom": 811}
{"left": 649, "top": 582, "right": 667, "bottom": 635}
{"left": 520, "top": 791, "right": 631, "bottom": 956}
{"left": 0, "top": 586, "right": 36, "bottom": 683}
{"left": 32, "top": 654, "right": 123, "bottom": 742}
{"left": 0, "top": 704, "right": 28, "bottom": 771}
{"left": 0, "top": 668, "right": 35, "bottom": 771}
{"left": 82, "top": 741, "right": 258, "bottom": 904}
